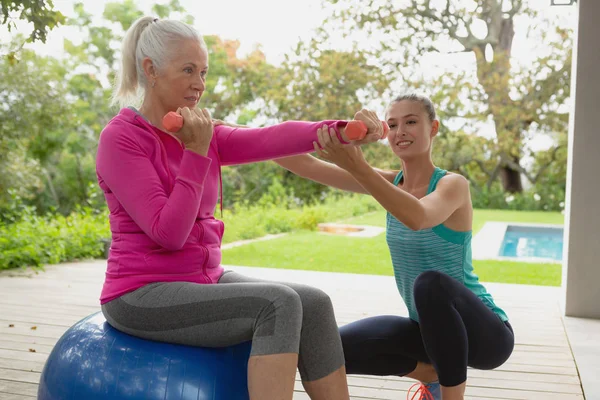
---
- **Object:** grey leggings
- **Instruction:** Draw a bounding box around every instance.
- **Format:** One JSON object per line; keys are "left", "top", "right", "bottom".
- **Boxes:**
{"left": 101, "top": 271, "right": 344, "bottom": 381}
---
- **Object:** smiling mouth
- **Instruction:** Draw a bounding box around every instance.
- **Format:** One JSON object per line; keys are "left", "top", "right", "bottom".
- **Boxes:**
{"left": 185, "top": 96, "right": 199, "bottom": 102}
{"left": 396, "top": 140, "right": 413, "bottom": 147}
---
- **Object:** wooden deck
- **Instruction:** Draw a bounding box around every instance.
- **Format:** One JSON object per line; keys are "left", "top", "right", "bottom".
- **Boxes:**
{"left": 0, "top": 261, "right": 584, "bottom": 399}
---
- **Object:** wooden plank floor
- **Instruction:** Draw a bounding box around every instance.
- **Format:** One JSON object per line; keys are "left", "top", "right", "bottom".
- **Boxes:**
{"left": 0, "top": 261, "right": 584, "bottom": 399}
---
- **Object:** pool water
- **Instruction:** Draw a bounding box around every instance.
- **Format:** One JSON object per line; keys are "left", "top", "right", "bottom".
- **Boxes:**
{"left": 499, "top": 225, "right": 564, "bottom": 261}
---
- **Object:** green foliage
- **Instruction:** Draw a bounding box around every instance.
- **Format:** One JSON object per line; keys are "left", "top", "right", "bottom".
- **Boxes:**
{"left": 221, "top": 141, "right": 400, "bottom": 209}
{"left": 0, "top": 202, "right": 109, "bottom": 271}
{"left": 471, "top": 185, "right": 565, "bottom": 212}
{"left": 216, "top": 35, "right": 392, "bottom": 207}
{"left": 201, "top": 36, "right": 277, "bottom": 119}
{"left": 0, "top": 43, "right": 111, "bottom": 215}
{"left": 0, "top": 47, "right": 71, "bottom": 210}
{"left": 323, "top": 0, "right": 572, "bottom": 194}
{"left": 0, "top": 1, "right": 206, "bottom": 217}
{"left": 221, "top": 191, "right": 379, "bottom": 243}
{"left": 1, "top": 0, "right": 65, "bottom": 51}
{"left": 0, "top": 0, "right": 571, "bottom": 238}
{"left": 265, "top": 40, "right": 390, "bottom": 121}
{"left": 0, "top": 190, "right": 379, "bottom": 270}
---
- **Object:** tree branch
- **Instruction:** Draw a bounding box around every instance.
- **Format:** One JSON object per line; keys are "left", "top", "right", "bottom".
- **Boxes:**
{"left": 533, "top": 145, "right": 563, "bottom": 183}
{"left": 500, "top": 153, "right": 535, "bottom": 183}
{"left": 470, "top": 157, "right": 503, "bottom": 189}
{"left": 409, "top": 0, "right": 486, "bottom": 50}
{"left": 507, "top": 0, "right": 524, "bottom": 17}
{"left": 473, "top": 158, "right": 493, "bottom": 177}
{"left": 457, "top": 166, "right": 482, "bottom": 192}
{"left": 520, "top": 52, "right": 572, "bottom": 125}
{"left": 488, "top": 160, "right": 503, "bottom": 189}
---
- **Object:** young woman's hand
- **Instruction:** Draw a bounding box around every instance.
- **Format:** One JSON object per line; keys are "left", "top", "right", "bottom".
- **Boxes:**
{"left": 352, "top": 108, "right": 386, "bottom": 144}
{"left": 313, "top": 125, "right": 368, "bottom": 173}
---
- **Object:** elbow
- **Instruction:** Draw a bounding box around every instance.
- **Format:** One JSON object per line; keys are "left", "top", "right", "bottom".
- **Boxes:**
{"left": 152, "top": 231, "right": 187, "bottom": 251}
{"left": 157, "top": 239, "right": 186, "bottom": 251}
{"left": 405, "top": 220, "right": 423, "bottom": 231}
{"left": 403, "top": 209, "right": 427, "bottom": 231}
{"left": 148, "top": 215, "right": 193, "bottom": 251}
{"left": 393, "top": 213, "right": 422, "bottom": 231}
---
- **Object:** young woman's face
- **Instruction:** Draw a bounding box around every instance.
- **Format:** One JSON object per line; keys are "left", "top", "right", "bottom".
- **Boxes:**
{"left": 149, "top": 39, "right": 209, "bottom": 111}
{"left": 386, "top": 100, "right": 439, "bottom": 159}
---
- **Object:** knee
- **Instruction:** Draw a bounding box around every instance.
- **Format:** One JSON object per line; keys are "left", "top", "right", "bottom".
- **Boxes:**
{"left": 414, "top": 270, "right": 444, "bottom": 295}
{"left": 413, "top": 270, "right": 445, "bottom": 309}
{"left": 297, "top": 285, "right": 334, "bottom": 315}
{"left": 257, "top": 284, "right": 302, "bottom": 334}
{"left": 252, "top": 285, "right": 303, "bottom": 354}
{"left": 273, "top": 284, "right": 303, "bottom": 315}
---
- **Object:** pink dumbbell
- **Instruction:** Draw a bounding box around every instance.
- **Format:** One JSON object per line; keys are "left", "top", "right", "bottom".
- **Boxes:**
{"left": 163, "top": 111, "right": 184, "bottom": 132}
{"left": 345, "top": 120, "right": 389, "bottom": 141}
{"left": 164, "top": 111, "right": 389, "bottom": 141}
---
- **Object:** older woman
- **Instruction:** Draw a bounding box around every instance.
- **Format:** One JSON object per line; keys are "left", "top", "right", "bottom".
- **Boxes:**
{"left": 96, "top": 16, "right": 384, "bottom": 400}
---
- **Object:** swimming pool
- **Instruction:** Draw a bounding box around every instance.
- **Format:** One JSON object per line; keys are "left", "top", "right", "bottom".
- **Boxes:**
{"left": 499, "top": 225, "right": 564, "bottom": 262}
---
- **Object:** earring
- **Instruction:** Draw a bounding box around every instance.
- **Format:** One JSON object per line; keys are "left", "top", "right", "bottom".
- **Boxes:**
{"left": 151, "top": 80, "right": 156, "bottom": 88}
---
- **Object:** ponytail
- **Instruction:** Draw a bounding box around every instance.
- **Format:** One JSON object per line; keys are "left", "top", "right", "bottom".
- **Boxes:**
{"left": 111, "top": 16, "right": 156, "bottom": 108}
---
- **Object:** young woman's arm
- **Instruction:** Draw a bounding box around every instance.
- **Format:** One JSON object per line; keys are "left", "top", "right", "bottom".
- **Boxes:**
{"left": 274, "top": 154, "right": 397, "bottom": 194}
{"left": 314, "top": 127, "right": 470, "bottom": 230}
{"left": 349, "top": 169, "right": 470, "bottom": 230}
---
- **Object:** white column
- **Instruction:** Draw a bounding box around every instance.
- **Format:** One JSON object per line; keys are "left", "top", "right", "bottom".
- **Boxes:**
{"left": 562, "top": 0, "right": 600, "bottom": 318}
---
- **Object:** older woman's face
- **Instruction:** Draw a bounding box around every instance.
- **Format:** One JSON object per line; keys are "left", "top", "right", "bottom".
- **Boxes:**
{"left": 153, "top": 38, "right": 209, "bottom": 111}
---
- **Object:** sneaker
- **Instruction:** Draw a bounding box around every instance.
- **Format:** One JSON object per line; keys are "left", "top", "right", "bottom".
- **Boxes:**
{"left": 407, "top": 381, "right": 441, "bottom": 400}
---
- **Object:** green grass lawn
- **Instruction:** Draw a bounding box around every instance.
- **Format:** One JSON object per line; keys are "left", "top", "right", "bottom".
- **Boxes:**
{"left": 222, "top": 209, "right": 564, "bottom": 286}
{"left": 340, "top": 209, "right": 564, "bottom": 235}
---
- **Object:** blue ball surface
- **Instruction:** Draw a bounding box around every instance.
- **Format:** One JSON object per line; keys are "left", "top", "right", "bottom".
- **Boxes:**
{"left": 38, "top": 312, "right": 251, "bottom": 399}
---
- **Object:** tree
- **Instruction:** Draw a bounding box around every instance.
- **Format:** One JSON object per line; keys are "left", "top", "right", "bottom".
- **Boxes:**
{"left": 1, "top": 0, "right": 65, "bottom": 60}
{"left": 201, "top": 36, "right": 277, "bottom": 119}
{"left": 0, "top": 1, "right": 204, "bottom": 214}
{"left": 265, "top": 39, "right": 390, "bottom": 121}
{"left": 220, "top": 39, "right": 391, "bottom": 205}
{"left": 0, "top": 45, "right": 74, "bottom": 211}
{"left": 324, "top": 0, "right": 572, "bottom": 193}
{"left": 0, "top": 0, "right": 282, "bottom": 213}
{"left": 65, "top": 0, "right": 273, "bottom": 118}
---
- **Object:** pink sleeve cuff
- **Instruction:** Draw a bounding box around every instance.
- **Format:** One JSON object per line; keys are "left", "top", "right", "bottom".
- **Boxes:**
{"left": 332, "top": 120, "right": 350, "bottom": 144}
{"left": 177, "top": 150, "right": 212, "bottom": 187}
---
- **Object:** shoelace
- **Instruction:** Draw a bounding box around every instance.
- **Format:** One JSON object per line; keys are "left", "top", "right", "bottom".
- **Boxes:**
{"left": 407, "top": 382, "right": 435, "bottom": 400}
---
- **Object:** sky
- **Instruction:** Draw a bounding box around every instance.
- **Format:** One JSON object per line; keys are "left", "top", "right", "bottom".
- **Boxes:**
{"left": 0, "top": 0, "right": 578, "bottom": 158}
{"left": 2, "top": 0, "right": 326, "bottom": 65}
{"left": 2, "top": 0, "right": 577, "bottom": 66}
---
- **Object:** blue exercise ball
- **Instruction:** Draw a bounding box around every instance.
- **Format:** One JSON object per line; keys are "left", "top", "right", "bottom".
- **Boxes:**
{"left": 38, "top": 312, "right": 252, "bottom": 400}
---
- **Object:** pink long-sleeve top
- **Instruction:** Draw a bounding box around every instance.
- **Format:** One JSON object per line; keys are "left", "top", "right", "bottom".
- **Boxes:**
{"left": 96, "top": 108, "right": 347, "bottom": 304}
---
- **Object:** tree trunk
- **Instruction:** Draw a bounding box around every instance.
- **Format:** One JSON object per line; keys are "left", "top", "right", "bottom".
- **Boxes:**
{"left": 474, "top": 2, "right": 524, "bottom": 193}
{"left": 74, "top": 154, "right": 89, "bottom": 205}
{"left": 500, "top": 165, "right": 523, "bottom": 193}
{"left": 43, "top": 168, "right": 60, "bottom": 209}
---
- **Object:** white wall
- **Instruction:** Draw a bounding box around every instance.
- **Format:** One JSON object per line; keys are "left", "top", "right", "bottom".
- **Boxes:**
{"left": 562, "top": 0, "right": 600, "bottom": 319}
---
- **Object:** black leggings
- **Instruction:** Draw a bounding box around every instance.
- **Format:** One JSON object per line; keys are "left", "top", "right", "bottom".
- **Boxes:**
{"left": 340, "top": 270, "right": 514, "bottom": 387}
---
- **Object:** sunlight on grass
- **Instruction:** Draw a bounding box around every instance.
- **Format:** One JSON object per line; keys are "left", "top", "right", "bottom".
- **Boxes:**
{"left": 223, "top": 208, "right": 565, "bottom": 287}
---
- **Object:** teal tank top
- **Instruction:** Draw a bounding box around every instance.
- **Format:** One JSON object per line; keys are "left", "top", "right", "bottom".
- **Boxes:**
{"left": 386, "top": 167, "right": 509, "bottom": 322}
